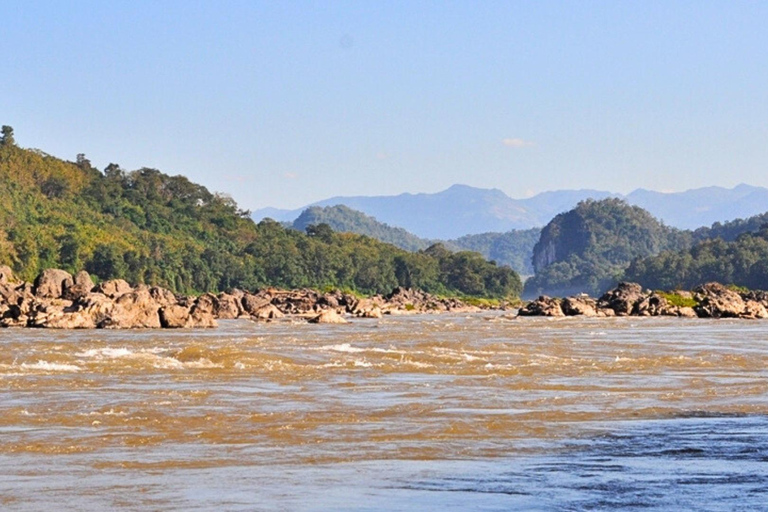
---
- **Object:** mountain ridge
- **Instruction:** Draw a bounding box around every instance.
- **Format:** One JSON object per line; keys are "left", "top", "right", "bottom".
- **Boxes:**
{"left": 254, "top": 183, "right": 768, "bottom": 239}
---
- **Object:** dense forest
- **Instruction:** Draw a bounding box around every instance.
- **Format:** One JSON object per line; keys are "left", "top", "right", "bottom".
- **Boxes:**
{"left": 451, "top": 229, "right": 540, "bottom": 276}
{"left": 0, "top": 127, "right": 521, "bottom": 298}
{"left": 291, "top": 204, "right": 539, "bottom": 275}
{"left": 292, "top": 205, "right": 433, "bottom": 252}
{"left": 523, "top": 198, "right": 692, "bottom": 297}
{"left": 625, "top": 228, "right": 768, "bottom": 291}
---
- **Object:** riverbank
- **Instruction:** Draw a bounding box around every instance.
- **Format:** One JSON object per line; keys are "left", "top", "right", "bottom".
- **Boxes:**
{"left": 0, "top": 266, "right": 484, "bottom": 329}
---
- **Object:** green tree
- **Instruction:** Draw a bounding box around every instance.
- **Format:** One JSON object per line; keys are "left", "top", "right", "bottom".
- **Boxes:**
{"left": 1, "top": 125, "right": 14, "bottom": 146}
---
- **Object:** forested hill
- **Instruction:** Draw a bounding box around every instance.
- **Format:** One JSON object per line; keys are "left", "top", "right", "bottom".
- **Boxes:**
{"left": 291, "top": 204, "right": 540, "bottom": 275}
{"left": 292, "top": 205, "right": 433, "bottom": 252}
{"left": 523, "top": 197, "right": 768, "bottom": 297}
{"left": 0, "top": 127, "right": 521, "bottom": 298}
{"left": 523, "top": 198, "right": 692, "bottom": 297}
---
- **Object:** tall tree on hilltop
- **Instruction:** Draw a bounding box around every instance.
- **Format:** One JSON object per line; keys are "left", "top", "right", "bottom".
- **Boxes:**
{"left": 1, "top": 125, "right": 15, "bottom": 146}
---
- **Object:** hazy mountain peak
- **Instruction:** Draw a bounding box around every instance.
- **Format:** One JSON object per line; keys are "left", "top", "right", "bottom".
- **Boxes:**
{"left": 252, "top": 184, "right": 768, "bottom": 239}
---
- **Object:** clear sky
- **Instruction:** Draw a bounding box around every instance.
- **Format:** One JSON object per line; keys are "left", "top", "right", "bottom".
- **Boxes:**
{"left": 2, "top": 1, "right": 767, "bottom": 210}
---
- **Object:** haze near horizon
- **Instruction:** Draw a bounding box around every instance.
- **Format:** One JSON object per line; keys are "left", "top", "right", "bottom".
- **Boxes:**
{"left": 2, "top": 1, "right": 766, "bottom": 211}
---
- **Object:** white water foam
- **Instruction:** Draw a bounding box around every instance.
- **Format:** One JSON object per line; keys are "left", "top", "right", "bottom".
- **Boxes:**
{"left": 321, "top": 343, "right": 366, "bottom": 353}
{"left": 20, "top": 360, "right": 82, "bottom": 372}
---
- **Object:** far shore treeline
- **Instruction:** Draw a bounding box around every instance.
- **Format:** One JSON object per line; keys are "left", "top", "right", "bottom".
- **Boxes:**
{"left": 0, "top": 127, "right": 521, "bottom": 299}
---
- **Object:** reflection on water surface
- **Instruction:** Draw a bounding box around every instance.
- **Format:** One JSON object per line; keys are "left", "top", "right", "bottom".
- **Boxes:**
{"left": 1, "top": 315, "right": 767, "bottom": 510}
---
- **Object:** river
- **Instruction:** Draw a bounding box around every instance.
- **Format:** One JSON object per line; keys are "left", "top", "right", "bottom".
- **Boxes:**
{"left": 1, "top": 314, "right": 767, "bottom": 510}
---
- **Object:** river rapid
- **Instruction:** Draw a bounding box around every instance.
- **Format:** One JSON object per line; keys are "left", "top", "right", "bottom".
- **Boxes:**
{"left": 1, "top": 314, "right": 767, "bottom": 511}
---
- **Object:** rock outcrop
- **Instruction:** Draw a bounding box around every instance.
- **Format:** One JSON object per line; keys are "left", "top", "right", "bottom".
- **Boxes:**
{"left": 0, "top": 269, "right": 217, "bottom": 329}
{"left": 518, "top": 281, "right": 768, "bottom": 319}
{"left": 597, "top": 282, "right": 645, "bottom": 316}
{"left": 561, "top": 295, "right": 599, "bottom": 317}
{"left": 1, "top": 268, "right": 497, "bottom": 329}
{"left": 308, "top": 309, "right": 348, "bottom": 324}
{"left": 518, "top": 296, "right": 564, "bottom": 317}
{"left": 34, "top": 269, "right": 74, "bottom": 299}
{"left": 693, "top": 283, "right": 768, "bottom": 319}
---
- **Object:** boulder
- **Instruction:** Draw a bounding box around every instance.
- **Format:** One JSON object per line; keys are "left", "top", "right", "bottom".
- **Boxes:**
{"left": 0, "top": 283, "right": 37, "bottom": 326}
{"left": 0, "top": 265, "right": 16, "bottom": 285}
{"left": 350, "top": 298, "right": 384, "bottom": 317}
{"left": 73, "top": 270, "right": 94, "bottom": 289}
{"left": 250, "top": 303, "right": 285, "bottom": 321}
{"left": 518, "top": 296, "right": 564, "bottom": 317}
{"left": 271, "top": 288, "right": 322, "bottom": 314}
{"left": 28, "top": 298, "right": 100, "bottom": 329}
{"left": 317, "top": 294, "right": 340, "bottom": 309}
{"left": 634, "top": 293, "right": 675, "bottom": 316}
{"left": 357, "top": 306, "right": 382, "bottom": 319}
{"left": 214, "top": 292, "right": 242, "bottom": 319}
{"left": 597, "top": 282, "right": 646, "bottom": 316}
{"left": 62, "top": 270, "right": 95, "bottom": 301}
{"left": 308, "top": 309, "right": 348, "bottom": 324}
{"left": 95, "top": 279, "right": 133, "bottom": 299}
{"left": 241, "top": 293, "right": 271, "bottom": 316}
{"left": 742, "top": 290, "right": 768, "bottom": 310}
{"left": 34, "top": 269, "right": 74, "bottom": 299}
{"left": 149, "top": 286, "right": 177, "bottom": 307}
{"left": 100, "top": 288, "right": 161, "bottom": 328}
{"left": 159, "top": 304, "right": 191, "bottom": 328}
{"left": 742, "top": 300, "right": 768, "bottom": 319}
{"left": 561, "top": 295, "right": 598, "bottom": 317}
{"left": 158, "top": 297, "right": 218, "bottom": 328}
{"left": 693, "top": 283, "right": 746, "bottom": 318}
{"left": 187, "top": 294, "right": 218, "bottom": 328}
{"left": 0, "top": 281, "right": 33, "bottom": 306}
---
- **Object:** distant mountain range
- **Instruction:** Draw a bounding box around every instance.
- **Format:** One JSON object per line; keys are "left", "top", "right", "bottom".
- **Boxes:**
{"left": 254, "top": 184, "right": 768, "bottom": 239}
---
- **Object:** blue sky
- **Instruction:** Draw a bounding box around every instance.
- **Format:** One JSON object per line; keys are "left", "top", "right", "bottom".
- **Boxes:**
{"left": 2, "top": 1, "right": 767, "bottom": 210}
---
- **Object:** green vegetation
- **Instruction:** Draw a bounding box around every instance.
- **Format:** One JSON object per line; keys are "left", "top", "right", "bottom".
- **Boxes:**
{"left": 655, "top": 291, "right": 698, "bottom": 308}
{"left": 0, "top": 128, "right": 521, "bottom": 299}
{"left": 293, "top": 205, "right": 432, "bottom": 252}
{"left": 625, "top": 229, "right": 768, "bottom": 291}
{"left": 291, "top": 204, "right": 539, "bottom": 276}
{"left": 693, "top": 213, "right": 768, "bottom": 243}
{"left": 451, "top": 228, "right": 540, "bottom": 276}
{"left": 524, "top": 198, "right": 692, "bottom": 297}
{"left": 461, "top": 296, "right": 504, "bottom": 308}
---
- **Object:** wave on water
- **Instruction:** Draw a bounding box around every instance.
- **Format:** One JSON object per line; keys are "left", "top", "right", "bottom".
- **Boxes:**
{"left": 321, "top": 343, "right": 367, "bottom": 353}
{"left": 19, "top": 360, "right": 82, "bottom": 372}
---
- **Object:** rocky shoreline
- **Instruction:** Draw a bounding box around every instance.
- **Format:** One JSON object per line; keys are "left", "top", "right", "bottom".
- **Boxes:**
{"left": 0, "top": 266, "right": 481, "bottom": 329}
{"left": 519, "top": 282, "right": 768, "bottom": 319}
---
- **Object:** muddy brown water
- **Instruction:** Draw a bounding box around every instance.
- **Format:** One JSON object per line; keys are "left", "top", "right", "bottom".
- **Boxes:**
{"left": 2, "top": 314, "right": 767, "bottom": 510}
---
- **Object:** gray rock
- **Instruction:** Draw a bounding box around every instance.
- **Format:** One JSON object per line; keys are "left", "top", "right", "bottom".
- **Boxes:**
{"left": 214, "top": 292, "right": 242, "bottom": 319}
{"left": 518, "top": 296, "right": 564, "bottom": 317}
{"left": 95, "top": 279, "right": 133, "bottom": 299}
{"left": 159, "top": 304, "right": 191, "bottom": 328}
{"left": 694, "top": 283, "right": 746, "bottom": 318}
{"left": 561, "top": 295, "right": 598, "bottom": 316}
{"left": 34, "top": 269, "right": 74, "bottom": 299}
{"left": 100, "top": 288, "right": 161, "bottom": 328}
{"left": 308, "top": 309, "right": 349, "bottom": 324}
{"left": 597, "top": 282, "right": 646, "bottom": 316}
{"left": 0, "top": 265, "right": 16, "bottom": 285}
{"left": 250, "top": 303, "right": 285, "bottom": 321}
